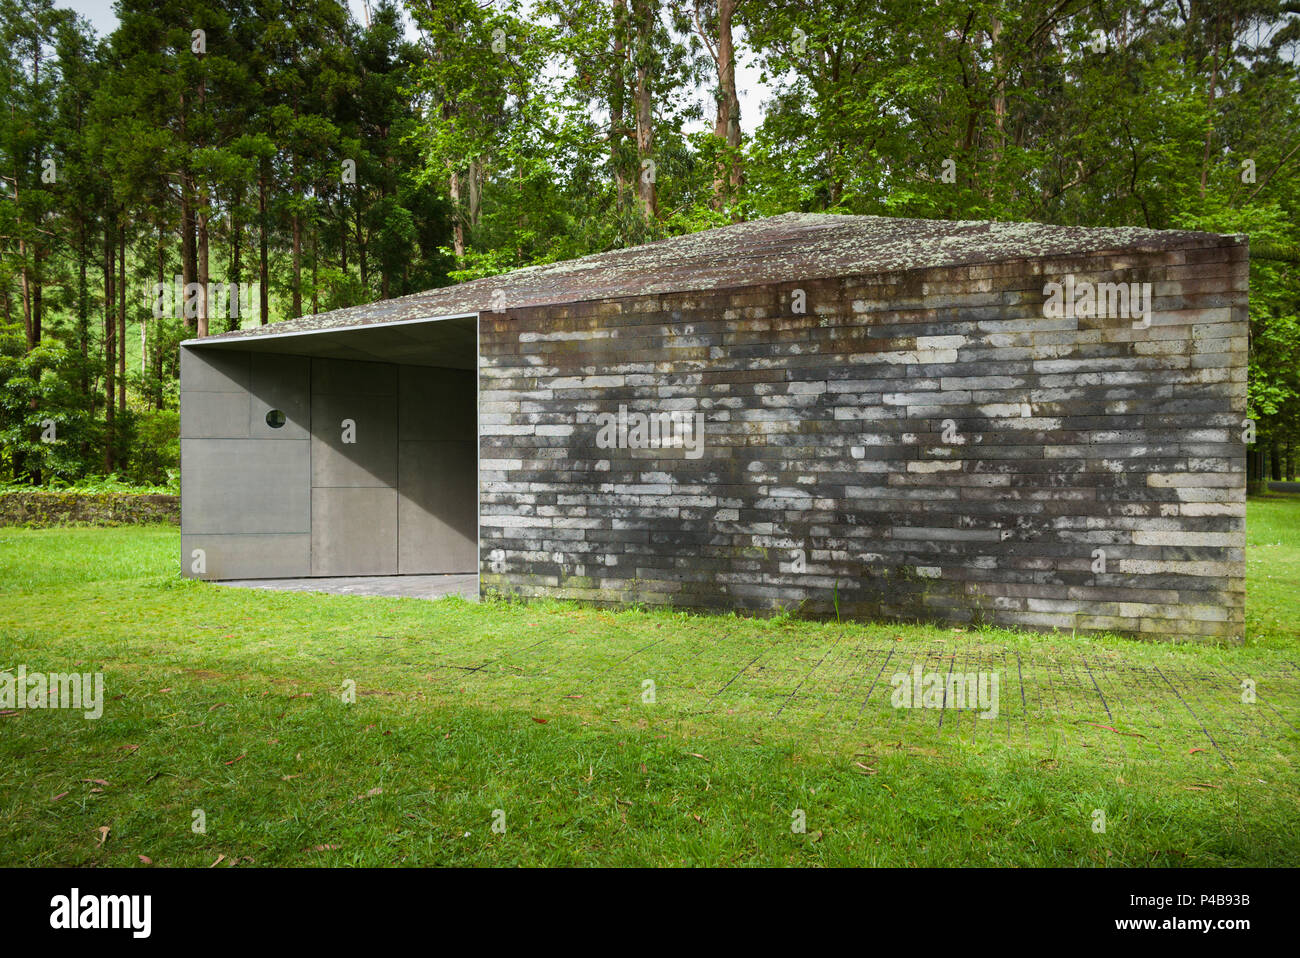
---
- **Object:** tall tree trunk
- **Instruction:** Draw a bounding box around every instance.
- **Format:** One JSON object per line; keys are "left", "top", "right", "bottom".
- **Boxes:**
{"left": 467, "top": 158, "right": 482, "bottom": 230}
{"left": 1199, "top": 14, "right": 1222, "bottom": 199}
{"left": 18, "top": 260, "right": 32, "bottom": 348}
{"left": 259, "top": 164, "right": 269, "bottom": 325}
{"left": 611, "top": 0, "right": 628, "bottom": 209}
{"left": 27, "top": 257, "right": 43, "bottom": 483}
{"left": 291, "top": 147, "right": 302, "bottom": 317}
{"left": 339, "top": 207, "right": 348, "bottom": 275}
{"left": 357, "top": 203, "right": 368, "bottom": 293}
{"left": 449, "top": 162, "right": 465, "bottom": 259}
{"left": 196, "top": 65, "right": 209, "bottom": 334}
{"left": 78, "top": 217, "right": 89, "bottom": 399}
{"left": 118, "top": 224, "right": 127, "bottom": 415}
{"left": 720, "top": 0, "right": 742, "bottom": 198}
{"left": 197, "top": 194, "right": 210, "bottom": 337}
{"left": 31, "top": 264, "right": 43, "bottom": 349}
{"left": 702, "top": 0, "right": 742, "bottom": 211}
{"left": 230, "top": 204, "right": 242, "bottom": 332}
{"left": 77, "top": 216, "right": 90, "bottom": 462}
{"left": 1246, "top": 446, "right": 1266, "bottom": 494}
{"left": 103, "top": 217, "right": 116, "bottom": 473}
{"left": 15, "top": 176, "right": 34, "bottom": 349}
{"left": 292, "top": 209, "right": 302, "bottom": 317}
{"left": 990, "top": 16, "right": 1006, "bottom": 188}
{"left": 310, "top": 227, "right": 319, "bottom": 314}
{"left": 18, "top": 266, "right": 32, "bottom": 347}
{"left": 632, "top": 0, "right": 657, "bottom": 223}
{"left": 154, "top": 225, "right": 166, "bottom": 409}
{"left": 181, "top": 171, "right": 197, "bottom": 332}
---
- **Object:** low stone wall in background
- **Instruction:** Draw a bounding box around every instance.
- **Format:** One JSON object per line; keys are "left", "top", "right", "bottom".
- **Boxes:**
{"left": 0, "top": 491, "right": 180, "bottom": 527}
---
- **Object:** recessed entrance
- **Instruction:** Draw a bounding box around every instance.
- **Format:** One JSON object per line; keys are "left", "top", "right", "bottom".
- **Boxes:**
{"left": 179, "top": 314, "right": 479, "bottom": 584}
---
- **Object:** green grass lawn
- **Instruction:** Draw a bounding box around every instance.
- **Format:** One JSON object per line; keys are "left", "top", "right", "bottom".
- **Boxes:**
{"left": 1245, "top": 494, "right": 1300, "bottom": 647}
{"left": 1, "top": 499, "right": 1298, "bottom": 867}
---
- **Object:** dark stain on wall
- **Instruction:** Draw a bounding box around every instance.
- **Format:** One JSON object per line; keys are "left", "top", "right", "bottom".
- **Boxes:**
{"left": 478, "top": 242, "right": 1248, "bottom": 642}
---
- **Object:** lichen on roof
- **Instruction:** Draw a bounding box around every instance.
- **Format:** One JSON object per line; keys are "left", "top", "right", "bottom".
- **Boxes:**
{"left": 196, "top": 211, "right": 1239, "bottom": 345}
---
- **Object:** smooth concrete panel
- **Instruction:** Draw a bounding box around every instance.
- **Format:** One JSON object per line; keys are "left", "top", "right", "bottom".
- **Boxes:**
{"left": 248, "top": 352, "right": 311, "bottom": 441}
{"left": 181, "top": 390, "right": 250, "bottom": 439}
{"left": 311, "top": 393, "right": 398, "bottom": 488}
{"left": 397, "top": 440, "right": 477, "bottom": 573}
{"left": 311, "top": 487, "right": 398, "bottom": 575}
{"left": 181, "top": 438, "right": 310, "bottom": 534}
{"left": 312, "top": 357, "right": 397, "bottom": 396}
{"left": 181, "top": 533, "right": 311, "bottom": 579}
{"left": 182, "top": 349, "right": 480, "bottom": 581}
{"left": 181, "top": 347, "right": 250, "bottom": 393}
{"left": 399, "top": 366, "right": 475, "bottom": 441}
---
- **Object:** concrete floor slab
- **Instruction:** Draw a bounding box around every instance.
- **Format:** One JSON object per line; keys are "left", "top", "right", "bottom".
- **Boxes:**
{"left": 215, "top": 574, "right": 478, "bottom": 600}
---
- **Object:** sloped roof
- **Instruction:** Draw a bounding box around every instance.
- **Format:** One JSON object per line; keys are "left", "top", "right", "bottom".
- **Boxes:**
{"left": 193, "top": 212, "right": 1240, "bottom": 345}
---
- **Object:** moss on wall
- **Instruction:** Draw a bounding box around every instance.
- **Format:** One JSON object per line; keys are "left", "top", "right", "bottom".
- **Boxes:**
{"left": 0, "top": 491, "right": 180, "bottom": 527}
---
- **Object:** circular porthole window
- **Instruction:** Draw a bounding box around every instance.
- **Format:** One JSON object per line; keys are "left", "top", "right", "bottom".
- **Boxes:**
{"left": 266, "top": 409, "right": 287, "bottom": 429}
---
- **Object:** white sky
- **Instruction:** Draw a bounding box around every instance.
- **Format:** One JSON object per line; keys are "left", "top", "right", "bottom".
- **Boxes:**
{"left": 61, "top": 0, "right": 768, "bottom": 134}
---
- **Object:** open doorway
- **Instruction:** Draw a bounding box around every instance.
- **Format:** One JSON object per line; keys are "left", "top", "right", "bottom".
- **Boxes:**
{"left": 180, "top": 312, "right": 479, "bottom": 590}
{"left": 306, "top": 358, "right": 477, "bottom": 576}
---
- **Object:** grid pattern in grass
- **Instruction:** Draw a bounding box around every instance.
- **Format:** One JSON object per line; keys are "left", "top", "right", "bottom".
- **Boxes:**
{"left": 399, "top": 621, "right": 1298, "bottom": 772}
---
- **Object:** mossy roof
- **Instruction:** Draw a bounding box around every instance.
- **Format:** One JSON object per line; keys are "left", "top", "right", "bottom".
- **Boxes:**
{"left": 194, "top": 211, "right": 1241, "bottom": 345}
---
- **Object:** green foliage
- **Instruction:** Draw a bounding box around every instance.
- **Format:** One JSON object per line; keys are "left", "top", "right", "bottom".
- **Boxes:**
{"left": 1, "top": 0, "right": 1298, "bottom": 482}
{"left": 121, "top": 409, "right": 180, "bottom": 486}
{"left": 0, "top": 473, "right": 177, "bottom": 494}
{"left": 0, "top": 320, "right": 100, "bottom": 483}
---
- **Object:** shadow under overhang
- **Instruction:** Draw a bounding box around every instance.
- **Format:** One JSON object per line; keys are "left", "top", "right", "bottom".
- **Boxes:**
{"left": 182, "top": 313, "right": 478, "bottom": 369}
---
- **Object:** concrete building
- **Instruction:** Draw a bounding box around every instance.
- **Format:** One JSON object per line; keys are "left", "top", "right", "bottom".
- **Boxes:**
{"left": 181, "top": 212, "right": 1248, "bottom": 640}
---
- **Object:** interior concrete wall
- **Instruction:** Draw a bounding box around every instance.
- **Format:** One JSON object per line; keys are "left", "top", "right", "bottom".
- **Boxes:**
{"left": 398, "top": 365, "right": 477, "bottom": 573}
{"left": 310, "top": 357, "right": 399, "bottom": 575}
{"left": 180, "top": 347, "right": 477, "bottom": 580}
{"left": 180, "top": 348, "right": 311, "bottom": 578}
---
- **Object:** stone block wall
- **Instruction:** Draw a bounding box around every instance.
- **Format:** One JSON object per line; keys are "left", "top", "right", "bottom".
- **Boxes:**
{"left": 478, "top": 239, "right": 1247, "bottom": 641}
{"left": 0, "top": 491, "right": 180, "bottom": 526}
